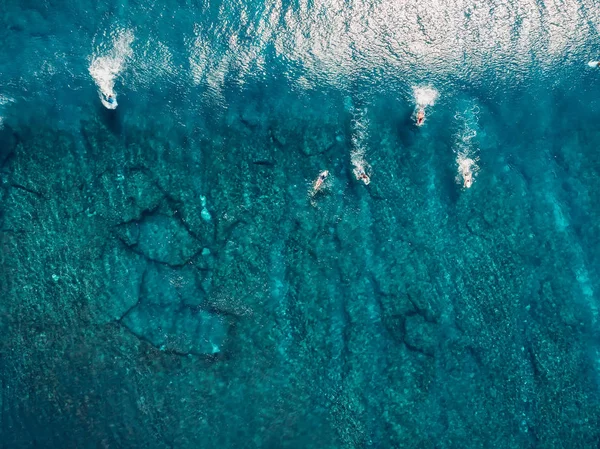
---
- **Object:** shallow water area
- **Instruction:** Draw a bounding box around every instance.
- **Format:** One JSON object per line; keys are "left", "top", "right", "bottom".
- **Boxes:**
{"left": 1, "top": 0, "right": 600, "bottom": 447}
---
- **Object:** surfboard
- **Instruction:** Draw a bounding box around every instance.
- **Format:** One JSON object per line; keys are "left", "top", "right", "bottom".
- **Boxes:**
{"left": 100, "top": 92, "right": 118, "bottom": 110}
{"left": 588, "top": 61, "right": 599, "bottom": 68}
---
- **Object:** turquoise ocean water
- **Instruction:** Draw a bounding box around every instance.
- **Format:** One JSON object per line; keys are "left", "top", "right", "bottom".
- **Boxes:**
{"left": 1, "top": 0, "right": 600, "bottom": 447}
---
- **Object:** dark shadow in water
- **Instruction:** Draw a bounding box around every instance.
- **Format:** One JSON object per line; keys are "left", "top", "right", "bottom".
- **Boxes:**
{"left": 396, "top": 111, "right": 421, "bottom": 149}
{"left": 440, "top": 164, "right": 461, "bottom": 206}
{"left": 0, "top": 124, "right": 19, "bottom": 168}
{"left": 99, "top": 104, "right": 122, "bottom": 135}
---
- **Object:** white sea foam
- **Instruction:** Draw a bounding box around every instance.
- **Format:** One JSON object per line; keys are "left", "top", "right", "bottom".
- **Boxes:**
{"left": 413, "top": 86, "right": 439, "bottom": 108}
{"left": 350, "top": 108, "right": 371, "bottom": 185}
{"left": 351, "top": 152, "right": 371, "bottom": 185}
{"left": 454, "top": 103, "right": 480, "bottom": 188}
{"left": 89, "top": 29, "right": 134, "bottom": 108}
{"left": 456, "top": 153, "right": 478, "bottom": 188}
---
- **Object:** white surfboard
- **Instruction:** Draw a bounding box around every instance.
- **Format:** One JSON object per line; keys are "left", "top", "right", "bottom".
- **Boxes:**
{"left": 588, "top": 61, "right": 599, "bottom": 68}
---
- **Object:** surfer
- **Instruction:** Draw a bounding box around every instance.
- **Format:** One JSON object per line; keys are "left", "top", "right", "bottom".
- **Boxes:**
{"left": 354, "top": 166, "right": 371, "bottom": 185}
{"left": 416, "top": 108, "right": 425, "bottom": 126}
{"left": 107, "top": 94, "right": 115, "bottom": 105}
{"left": 464, "top": 171, "right": 473, "bottom": 188}
{"left": 458, "top": 157, "right": 475, "bottom": 188}
{"left": 312, "top": 170, "right": 329, "bottom": 193}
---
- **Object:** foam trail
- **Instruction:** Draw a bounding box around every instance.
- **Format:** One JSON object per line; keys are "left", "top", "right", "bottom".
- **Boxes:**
{"left": 454, "top": 103, "right": 480, "bottom": 188}
{"left": 350, "top": 106, "right": 371, "bottom": 185}
{"left": 89, "top": 29, "right": 134, "bottom": 109}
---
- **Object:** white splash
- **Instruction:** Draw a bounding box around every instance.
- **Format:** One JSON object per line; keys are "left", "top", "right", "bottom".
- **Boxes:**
{"left": 413, "top": 86, "right": 439, "bottom": 108}
{"left": 456, "top": 153, "right": 479, "bottom": 188}
{"left": 351, "top": 151, "right": 371, "bottom": 185}
{"left": 89, "top": 29, "right": 134, "bottom": 109}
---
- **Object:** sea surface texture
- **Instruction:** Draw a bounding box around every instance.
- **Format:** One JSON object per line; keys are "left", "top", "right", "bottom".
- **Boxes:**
{"left": 1, "top": 0, "right": 600, "bottom": 447}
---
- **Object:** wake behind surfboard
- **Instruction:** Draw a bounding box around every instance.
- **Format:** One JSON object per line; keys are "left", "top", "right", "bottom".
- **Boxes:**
{"left": 89, "top": 29, "right": 133, "bottom": 110}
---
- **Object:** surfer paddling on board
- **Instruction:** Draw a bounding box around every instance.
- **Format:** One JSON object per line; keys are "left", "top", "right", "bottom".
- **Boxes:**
{"left": 353, "top": 165, "right": 371, "bottom": 185}
{"left": 457, "top": 155, "right": 477, "bottom": 189}
{"left": 464, "top": 170, "right": 473, "bottom": 188}
{"left": 309, "top": 170, "right": 330, "bottom": 205}
{"left": 416, "top": 108, "right": 425, "bottom": 126}
{"left": 412, "top": 86, "right": 438, "bottom": 127}
{"left": 312, "top": 170, "right": 329, "bottom": 194}
{"left": 99, "top": 91, "right": 117, "bottom": 109}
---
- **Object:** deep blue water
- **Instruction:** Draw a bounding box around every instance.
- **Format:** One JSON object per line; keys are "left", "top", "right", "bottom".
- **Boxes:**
{"left": 1, "top": 0, "right": 600, "bottom": 448}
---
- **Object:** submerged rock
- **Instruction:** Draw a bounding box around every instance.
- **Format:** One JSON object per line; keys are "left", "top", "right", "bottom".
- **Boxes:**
{"left": 123, "top": 304, "right": 227, "bottom": 356}
{"left": 116, "top": 213, "right": 203, "bottom": 266}
{"left": 110, "top": 261, "right": 224, "bottom": 356}
{"left": 141, "top": 263, "right": 207, "bottom": 308}
{"left": 91, "top": 244, "right": 147, "bottom": 323}
{"left": 404, "top": 314, "right": 438, "bottom": 356}
{"left": 93, "top": 169, "right": 164, "bottom": 223}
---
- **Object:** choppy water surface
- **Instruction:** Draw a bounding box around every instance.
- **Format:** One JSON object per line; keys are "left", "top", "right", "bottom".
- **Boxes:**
{"left": 1, "top": 0, "right": 600, "bottom": 447}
